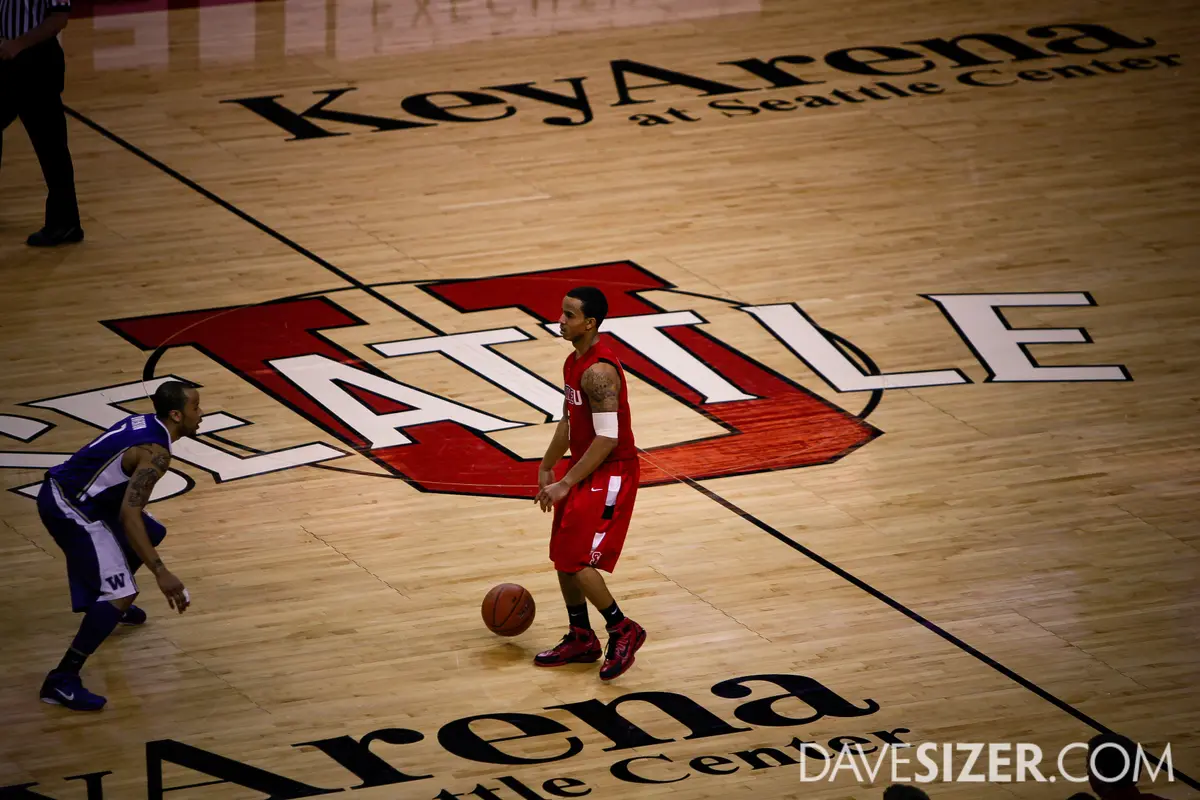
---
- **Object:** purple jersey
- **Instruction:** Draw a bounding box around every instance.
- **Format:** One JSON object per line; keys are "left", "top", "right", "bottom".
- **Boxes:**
{"left": 47, "top": 413, "right": 171, "bottom": 521}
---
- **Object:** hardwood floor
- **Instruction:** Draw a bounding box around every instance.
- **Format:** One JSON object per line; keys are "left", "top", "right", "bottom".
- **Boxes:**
{"left": 1, "top": 1, "right": 1197, "bottom": 797}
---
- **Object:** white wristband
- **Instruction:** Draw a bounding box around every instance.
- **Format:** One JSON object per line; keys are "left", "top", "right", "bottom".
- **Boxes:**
{"left": 593, "top": 411, "right": 618, "bottom": 438}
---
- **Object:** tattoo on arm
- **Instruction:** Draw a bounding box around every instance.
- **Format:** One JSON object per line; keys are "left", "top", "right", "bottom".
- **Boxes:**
{"left": 581, "top": 364, "right": 621, "bottom": 412}
{"left": 126, "top": 452, "right": 165, "bottom": 509}
{"left": 124, "top": 445, "right": 169, "bottom": 510}
{"left": 125, "top": 467, "right": 159, "bottom": 508}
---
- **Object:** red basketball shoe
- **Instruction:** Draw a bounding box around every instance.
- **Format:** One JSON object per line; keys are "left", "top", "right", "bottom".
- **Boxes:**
{"left": 534, "top": 626, "right": 602, "bottom": 667}
{"left": 599, "top": 618, "right": 646, "bottom": 680}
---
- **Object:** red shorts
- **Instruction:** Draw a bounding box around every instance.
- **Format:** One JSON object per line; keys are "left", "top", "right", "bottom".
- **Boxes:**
{"left": 550, "top": 457, "right": 640, "bottom": 574}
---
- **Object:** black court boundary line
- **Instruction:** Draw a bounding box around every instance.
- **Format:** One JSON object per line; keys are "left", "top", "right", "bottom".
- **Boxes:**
{"left": 64, "top": 105, "right": 1197, "bottom": 792}
{"left": 63, "top": 108, "right": 357, "bottom": 283}
{"left": 63, "top": 106, "right": 444, "bottom": 336}
{"left": 684, "top": 476, "right": 1194, "bottom": 787}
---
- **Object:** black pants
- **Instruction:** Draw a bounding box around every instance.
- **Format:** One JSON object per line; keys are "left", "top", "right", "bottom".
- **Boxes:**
{"left": 0, "top": 37, "right": 80, "bottom": 229}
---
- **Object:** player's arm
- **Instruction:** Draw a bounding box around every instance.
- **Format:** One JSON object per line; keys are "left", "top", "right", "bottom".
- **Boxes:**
{"left": 120, "top": 444, "right": 189, "bottom": 612}
{"left": 559, "top": 362, "right": 620, "bottom": 488}
{"left": 538, "top": 400, "right": 570, "bottom": 491}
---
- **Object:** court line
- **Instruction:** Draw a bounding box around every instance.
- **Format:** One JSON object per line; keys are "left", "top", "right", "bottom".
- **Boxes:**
{"left": 64, "top": 105, "right": 1197, "bottom": 792}
{"left": 681, "top": 475, "right": 1193, "bottom": 788}
{"left": 62, "top": 106, "right": 445, "bottom": 337}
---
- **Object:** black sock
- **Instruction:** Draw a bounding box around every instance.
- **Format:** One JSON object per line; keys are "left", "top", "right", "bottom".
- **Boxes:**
{"left": 55, "top": 647, "right": 88, "bottom": 675}
{"left": 600, "top": 602, "right": 625, "bottom": 628}
{"left": 58, "top": 601, "right": 123, "bottom": 674}
{"left": 567, "top": 603, "right": 591, "bottom": 630}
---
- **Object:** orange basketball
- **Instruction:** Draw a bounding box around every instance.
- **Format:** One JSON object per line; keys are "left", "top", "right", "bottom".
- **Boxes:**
{"left": 482, "top": 583, "right": 536, "bottom": 636}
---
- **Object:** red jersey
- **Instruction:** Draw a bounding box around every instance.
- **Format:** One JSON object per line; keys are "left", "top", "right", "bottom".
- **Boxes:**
{"left": 563, "top": 337, "right": 637, "bottom": 463}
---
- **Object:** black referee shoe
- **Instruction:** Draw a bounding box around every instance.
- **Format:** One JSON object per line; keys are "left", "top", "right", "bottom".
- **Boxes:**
{"left": 26, "top": 224, "right": 85, "bottom": 247}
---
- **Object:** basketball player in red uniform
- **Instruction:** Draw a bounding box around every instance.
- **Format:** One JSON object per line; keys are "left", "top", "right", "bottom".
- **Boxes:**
{"left": 533, "top": 286, "right": 646, "bottom": 680}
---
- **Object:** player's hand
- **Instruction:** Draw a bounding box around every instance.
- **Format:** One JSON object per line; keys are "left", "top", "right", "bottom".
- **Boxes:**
{"left": 534, "top": 480, "right": 569, "bottom": 512}
{"left": 156, "top": 569, "right": 190, "bottom": 613}
{"left": 538, "top": 466, "right": 555, "bottom": 492}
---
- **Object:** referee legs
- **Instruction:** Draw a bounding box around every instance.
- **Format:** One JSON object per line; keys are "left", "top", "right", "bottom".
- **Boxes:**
{"left": 1, "top": 38, "right": 83, "bottom": 247}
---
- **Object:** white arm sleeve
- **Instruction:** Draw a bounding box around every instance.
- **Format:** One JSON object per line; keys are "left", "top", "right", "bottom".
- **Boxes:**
{"left": 592, "top": 411, "right": 618, "bottom": 438}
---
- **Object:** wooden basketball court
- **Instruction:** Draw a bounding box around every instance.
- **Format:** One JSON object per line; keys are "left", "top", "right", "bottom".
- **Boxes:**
{"left": 2, "top": 0, "right": 1198, "bottom": 797}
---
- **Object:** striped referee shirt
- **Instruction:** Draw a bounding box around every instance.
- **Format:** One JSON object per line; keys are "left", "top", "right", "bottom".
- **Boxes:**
{"left": 0, "top": 0, "right": 71, "bottom": 39}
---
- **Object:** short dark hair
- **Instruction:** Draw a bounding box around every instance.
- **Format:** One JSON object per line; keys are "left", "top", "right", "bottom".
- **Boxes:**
{"left": 1088, "top": 733, "right": 1139, "bottom": 789}
{"left": 566, "top": 286, "right": 608, "bottom": 328}
{"left": 882, "top": 785, "right": 930, "bottom": 800}
{"left": 152, "top": 381, "right": 192, "bottom": 420}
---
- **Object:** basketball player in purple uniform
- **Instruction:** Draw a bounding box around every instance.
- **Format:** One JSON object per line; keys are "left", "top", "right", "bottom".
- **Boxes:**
{"left": 36, "top": 381, "right": 201, "bottom": 710}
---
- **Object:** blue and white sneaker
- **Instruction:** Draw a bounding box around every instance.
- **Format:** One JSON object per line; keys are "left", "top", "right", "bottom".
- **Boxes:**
{"left": 119, "top": 605, "right": 147, "bottom": 626}
{"left": 39, "top": 672, "right": 107, "bottom": 711}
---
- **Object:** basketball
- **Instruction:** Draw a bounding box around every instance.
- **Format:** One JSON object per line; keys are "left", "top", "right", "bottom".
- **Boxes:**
{"left": 482, "top": 583, "right": 536, "bottom": 636}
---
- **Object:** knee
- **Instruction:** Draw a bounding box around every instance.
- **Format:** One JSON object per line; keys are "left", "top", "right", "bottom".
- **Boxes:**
{"left": 109, "top": 593, "right": 138, "bottom": 612}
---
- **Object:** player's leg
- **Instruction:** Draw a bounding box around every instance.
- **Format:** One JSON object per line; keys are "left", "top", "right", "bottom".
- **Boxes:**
{"left": 37, "top": 481, "right": 138, "bottom": 711}
{"left": 535, "top": 489, "right": 602, "bottom": 666}
{"left": 570, "top": 565, "right": 644, "bottom": 676}
{"left": 556, "top": 569, "right": 590, "bottom": 627}
{"left": 112, "top": 510, "right": 168, "bottom": 626}
{"left": 534, "top": 568, "right": 603, "bottom": 666}
{"left": 536, "top": 460, "right": 645, "bottom": 676}
{"left": 557, "top": 568, "right": 585, "bottom": 604}
{"left": 575, "top": 567, "right": 618, "bottom": 619}
{"left": 582, "top": 459, "right": 646, "bottom": 681}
